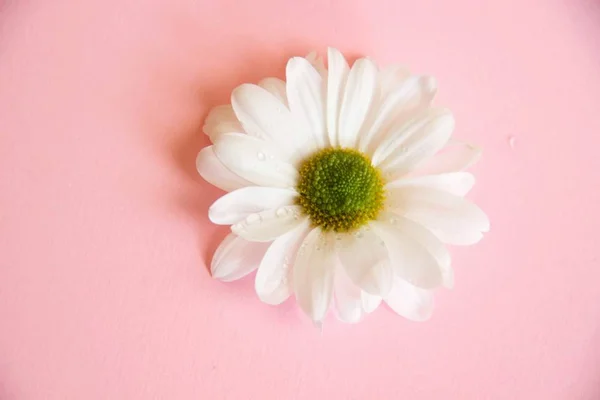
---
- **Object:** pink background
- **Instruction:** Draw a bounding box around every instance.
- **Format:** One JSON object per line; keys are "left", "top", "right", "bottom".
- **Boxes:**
{"left": 1, "top": 0, "right": 600, "bottom": 399}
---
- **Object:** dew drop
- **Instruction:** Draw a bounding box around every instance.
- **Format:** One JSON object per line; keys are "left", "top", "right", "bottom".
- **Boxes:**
{"left": 257, "top": 152, "right": 266, "bottom": 161}
{"left": 276, "top": 207, "right": 288, "bottom": 218}
{"left": 508, "top": 136, "right": 516, "bottom": 149}
{"left": 245, "top": 213, "right": 262, "bottom": 225}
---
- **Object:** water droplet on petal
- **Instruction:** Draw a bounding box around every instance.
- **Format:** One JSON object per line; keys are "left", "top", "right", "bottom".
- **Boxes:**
{"left": 257, "top": 152, "right": 266, "bottom": 161}
{"left": 276, "top": 207, "right": 289, "bottom": 218}
{"left": 245, "top": 213, "right": 261, "bottom": 225}
{"left": 232, "top": 222, "right": 246, "bottom": 233}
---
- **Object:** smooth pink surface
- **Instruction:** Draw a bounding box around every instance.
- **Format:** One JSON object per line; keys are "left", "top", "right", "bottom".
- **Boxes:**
{"left": 1, "top": 0, "right": 600, "bottom": 399}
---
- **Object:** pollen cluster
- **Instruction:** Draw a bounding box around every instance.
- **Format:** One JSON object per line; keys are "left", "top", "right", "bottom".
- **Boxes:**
{"left": 296, "top": 148, "right": 385, "bottom": 232}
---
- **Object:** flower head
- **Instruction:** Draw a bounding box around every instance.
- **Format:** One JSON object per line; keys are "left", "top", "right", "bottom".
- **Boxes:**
{"left": 197, "top": 48, "right": 489, "bottom": 323}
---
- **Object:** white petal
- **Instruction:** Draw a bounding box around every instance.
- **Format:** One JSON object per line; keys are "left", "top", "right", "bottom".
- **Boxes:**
{"left": 360, "top": 76, "right": 438, "bottom": 155}
{"left": 231, "top": 84, "right": 309, "bottom": 163}
{"left": 209, "top": 187, "right": 297, "bottom": 225}
{"left": 211, "top": 233, "right": 270, "bottom": 282}
{"left": 408, "top": 140, "right": 482, "bottom": 177}
{"left": 387, "top": 187, "right": 489, "bottom": 245}
{"left": 326, "top": 47, "right": 350, "bottom": 147}
{"left": 305, "top": 51, "right": 318, "bottom": 62}
{"left": 378, "top": 65, "right": 411, "bottom": 98}
{"left": 213, "top": 133, "right": 298, "bottom": 188}
{"left": 338, "top": 58, "right": 378, "bottom": 148}
{"left": 385, "top": 277, "right": 434, "bottom": 321}
{"left": 372, "top": 108, "right": 455, "bottom": 176}
{"left": 196, "top": 146, "right": 251, "bottom": 192}
{"left": 361, "top": 292, "right": 382, "bottom": 313}
{"left": 255, "top": 220, "right": 310, "bottom": 305}
{"left": 286, "top": 57, "right": 326, "bottom": 148}
{"left": 293, "top": 228, "right": 336, "bottom": 322}
{"left": 203, "top": 105, "right": 244, "bottom": 143}
{"left": 305, "top": 51, "right": 327, "bottom": 78}
{"left": 420, "top": 76, "right": 437, "bottom": 99}
{"left": 386, "top": 214, "right": 452, "bottom": 284}
{"left": 337, "top": 226, "right": 392, "bottom": 296}
{"left": 333, "top": 258, "right": 368, "bottom": 323}
{"left": 386, "top": 172, "right": 475, "bottom": 197}
{"left": 371, "top": 215, "right": 443, "bottom": 289}
{"left": 232, "top": 205, "right": 307, "bottom": 242}
{"left": 258, "top": 77, "right": 288, "bottom": 106}
{"left": 440, "top": 260, "right": 454, "bottom": 289}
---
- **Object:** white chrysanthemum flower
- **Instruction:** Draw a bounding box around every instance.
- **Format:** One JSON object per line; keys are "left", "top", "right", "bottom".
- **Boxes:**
{"left": 197, "top": 48, "right": 489, "bottom": 324}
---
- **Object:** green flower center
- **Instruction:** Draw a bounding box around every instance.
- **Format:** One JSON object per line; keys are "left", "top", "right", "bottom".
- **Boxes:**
{"left": 296, "top": 148, "right": 385, "bottom": 232}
